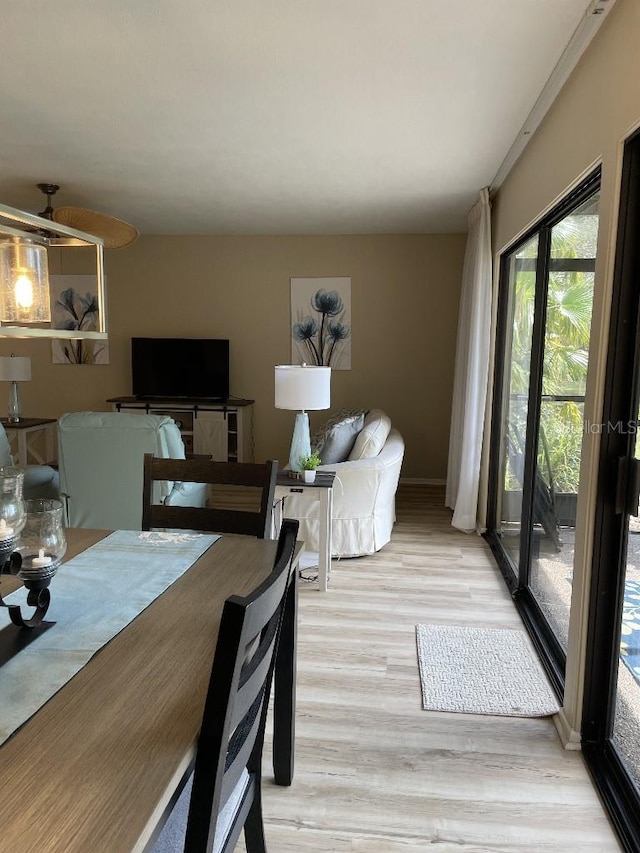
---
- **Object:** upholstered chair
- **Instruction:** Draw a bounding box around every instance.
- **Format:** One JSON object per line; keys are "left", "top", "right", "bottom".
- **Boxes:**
{"left": 57, "top": 412, "right": 207, "bottom": 529}
{"left": 285, "top": 409, "right": 405, "bottom": 557}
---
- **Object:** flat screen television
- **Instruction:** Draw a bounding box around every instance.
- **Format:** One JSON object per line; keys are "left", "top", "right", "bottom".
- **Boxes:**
{"left": 131, "top": 337, "right": 230, "bottom": 400}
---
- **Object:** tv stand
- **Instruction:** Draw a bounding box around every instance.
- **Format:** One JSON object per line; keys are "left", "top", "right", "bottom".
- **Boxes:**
{"left": 107, "top": 396, "right": 254, "bottom": 462}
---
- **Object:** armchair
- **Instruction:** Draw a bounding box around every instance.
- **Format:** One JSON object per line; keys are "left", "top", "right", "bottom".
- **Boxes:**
{"left": 284, "top": 409, "right": 404, "bottom": 557}
{"left": 0, "top": 423, "right": 59, "bottom": 500}
{"left": 57, "top": 412, "right": 207, "bottom": 529}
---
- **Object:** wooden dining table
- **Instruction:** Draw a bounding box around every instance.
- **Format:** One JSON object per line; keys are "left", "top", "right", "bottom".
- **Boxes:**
{"left": 0, "top": 528, "right": 299, "bottom": 853}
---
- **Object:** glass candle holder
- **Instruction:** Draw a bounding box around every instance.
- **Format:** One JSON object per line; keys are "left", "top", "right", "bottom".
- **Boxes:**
{"left": 0, "top": 467, "right": 26, "bottom": 560}
{"left": 16, "top": 499, "right": 66, "bottom": 586}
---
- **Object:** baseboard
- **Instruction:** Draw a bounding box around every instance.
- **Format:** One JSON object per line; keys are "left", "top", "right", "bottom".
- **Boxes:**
{"left": 399, "top": 478, "right": 446, "bottom": 485}
{"left": 554, "top": 708, "right": 582, "bottom": 750}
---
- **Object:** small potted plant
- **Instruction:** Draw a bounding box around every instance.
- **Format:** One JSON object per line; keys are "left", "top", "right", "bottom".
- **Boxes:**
{"left": 299, "top": 451, "right": 322, "bottom": 483}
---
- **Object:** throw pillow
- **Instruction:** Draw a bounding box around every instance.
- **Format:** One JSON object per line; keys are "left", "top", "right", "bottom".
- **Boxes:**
{"left": 312, "top": 410, "right": 366, "bottom": 465}
{"left": 348, "top": 409, "right": 392, "bottom": 460}
{"left": 311, "top": 409, "right": 366, "bottom": 452}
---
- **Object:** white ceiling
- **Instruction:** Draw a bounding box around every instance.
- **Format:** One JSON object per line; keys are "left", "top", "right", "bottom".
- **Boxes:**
{"left": 0, "top": 1, "right": 597, "bottom": 235}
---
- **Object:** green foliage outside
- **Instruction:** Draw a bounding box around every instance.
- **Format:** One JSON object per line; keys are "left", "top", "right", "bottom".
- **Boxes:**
{"left": 505, "top": 208, "right": 599, "bottom": 495}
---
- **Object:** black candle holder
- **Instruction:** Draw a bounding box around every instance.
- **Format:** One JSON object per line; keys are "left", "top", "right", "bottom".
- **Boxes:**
{"left": 0, "top": 534, "right": 59, "bottom": 628}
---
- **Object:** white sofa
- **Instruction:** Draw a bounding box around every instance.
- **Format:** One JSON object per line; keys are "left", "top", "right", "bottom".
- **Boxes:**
{"left": 284, "top": 409, "right": 404, "bottom": 557}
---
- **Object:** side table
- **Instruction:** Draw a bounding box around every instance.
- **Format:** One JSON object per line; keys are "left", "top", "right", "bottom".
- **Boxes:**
{"left": 0, "top": 418, "right": 57, "bottom": 467}
{"left": 274, "top": 471, "right": 335, "bottom": 592}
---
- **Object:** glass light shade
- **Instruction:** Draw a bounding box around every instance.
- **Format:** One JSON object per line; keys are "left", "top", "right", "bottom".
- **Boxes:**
{"left": 0, "top": 467, "right": 26, "bottom": 543}
{"left": 0, "top": 238, "right": 51, "bottom": 323}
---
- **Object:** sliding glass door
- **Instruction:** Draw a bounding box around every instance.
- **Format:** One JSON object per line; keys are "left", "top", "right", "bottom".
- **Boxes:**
{"left": 494, "top": 235, "right": 538, "bottom": 581}
{"left": 612, "top": 415, "right": 640, "bottom": 793}
{"left": 528, "top": 194, "right": 600, "bottom": 653}
{"left": 486, "top": 172, "right": 601, "bottom": 691}
{"left": 583, "top": 130, "right": 640, "bottom": 851}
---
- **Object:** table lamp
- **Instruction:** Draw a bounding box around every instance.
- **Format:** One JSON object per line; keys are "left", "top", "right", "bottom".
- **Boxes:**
{"left": 275, "top": 364, "right": 331, "bottom": 471}
{"left": 0, "top": 355, "right": 31, "bottom": 422}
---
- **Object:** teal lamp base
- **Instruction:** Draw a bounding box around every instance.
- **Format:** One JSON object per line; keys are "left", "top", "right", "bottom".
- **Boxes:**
{"left": 289, "top": 412, "right": 311, "bottom": 471}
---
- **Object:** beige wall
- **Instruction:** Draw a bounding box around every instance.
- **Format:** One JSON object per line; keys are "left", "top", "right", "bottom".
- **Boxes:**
{"left": 0, "top": 234, "right": 466, "bottom": 479}
{"left": 490, "top": 0, "right": 640, "bottom": 738}
{"left": 493, "top": 0, "right": 639, "bottom": 252}
{"left": 491, "top": 0, "right": 640, "bottom": 543}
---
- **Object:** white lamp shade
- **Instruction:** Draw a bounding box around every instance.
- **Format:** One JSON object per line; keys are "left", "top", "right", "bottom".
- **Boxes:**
{"left": 274, "top": 365, "right": 331, "bottom": 411}
{"left": 0, "top": 355, "right": 31, "bottom": 382}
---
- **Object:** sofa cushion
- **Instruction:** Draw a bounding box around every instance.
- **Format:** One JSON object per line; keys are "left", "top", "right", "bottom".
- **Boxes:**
{"left": 348, "top": 409, "right": 392, "bottom": 460}
{"left": 313, "top": 410, "right": 366, "bottom": 464}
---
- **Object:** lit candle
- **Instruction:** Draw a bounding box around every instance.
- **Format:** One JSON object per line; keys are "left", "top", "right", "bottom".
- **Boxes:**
{"left": 31, "top": 548, "right": 52, "bottom": 568}
{"left": 0, "top": 518, "right": 14, "bottom": 540}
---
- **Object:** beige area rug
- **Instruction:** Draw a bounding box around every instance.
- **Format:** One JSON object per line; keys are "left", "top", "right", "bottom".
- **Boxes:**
{"left": 416, "top": 624, "right": 561, "bottom": 717}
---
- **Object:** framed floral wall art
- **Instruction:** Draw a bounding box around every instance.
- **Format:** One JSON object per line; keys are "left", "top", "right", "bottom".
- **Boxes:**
{"left": 50, "top": 275, "right": 109, "bottom": 364}
{"left": 290, "top": 277, "right": 351, "bottom": 370}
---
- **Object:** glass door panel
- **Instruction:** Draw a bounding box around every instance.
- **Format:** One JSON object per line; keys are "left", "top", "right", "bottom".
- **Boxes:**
{"left": 581, "top": 136, "right": 640, "bottom": 851}
{"left": 529, "top": 194, "right": 600, "bottom": 650}
{"left": 612, "top": 408, "right": 640, "bottom": 790}
{"left": 487, "top": 170, "right": 601, "bottom": 697}
{"left": 495, "top": 235, "right": 538, "bottom": 575}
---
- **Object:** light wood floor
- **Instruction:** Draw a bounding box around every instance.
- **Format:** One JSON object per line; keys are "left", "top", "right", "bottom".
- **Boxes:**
{"left": 242, "top": 484, "right": 621, "bottom": 852}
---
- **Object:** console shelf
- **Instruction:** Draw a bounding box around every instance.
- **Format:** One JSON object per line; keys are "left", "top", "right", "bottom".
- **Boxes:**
{"left": 107, "top": 397, "right": 254, "bottom": 462}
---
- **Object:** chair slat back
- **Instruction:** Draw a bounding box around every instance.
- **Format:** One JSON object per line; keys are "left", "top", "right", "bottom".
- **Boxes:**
{"left": 184, "top": 518, "right": 299, "bottom": 853}
{"left": 142, "top": 456, "right": 278, "bottom": 538}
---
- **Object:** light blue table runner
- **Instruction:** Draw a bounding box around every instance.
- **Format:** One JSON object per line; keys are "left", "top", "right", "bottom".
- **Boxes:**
{"left": 0, "top": 529, "right": 219, "bottom": 746}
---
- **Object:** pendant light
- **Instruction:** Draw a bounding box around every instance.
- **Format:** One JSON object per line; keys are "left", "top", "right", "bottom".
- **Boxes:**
{"left": 0, "top": 237, "right": 51, "bottom": 324}
{"left": 0, "top": 200, "right": 106, "bottom": 340}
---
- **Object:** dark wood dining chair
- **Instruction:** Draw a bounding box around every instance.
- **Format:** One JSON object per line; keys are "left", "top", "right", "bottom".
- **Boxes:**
{"left": 152, "top": 517, "right": 300, "bottom": 853}
{"left": 142, "top": 456, "right": 278, "bottom": 538}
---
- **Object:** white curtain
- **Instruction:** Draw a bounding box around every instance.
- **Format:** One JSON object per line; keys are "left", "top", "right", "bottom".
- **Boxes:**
{"left": 445, "top": 188, "right": 492, "bottom": 532}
